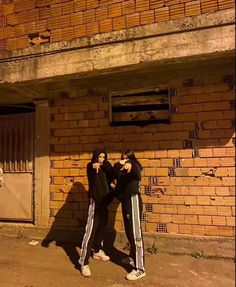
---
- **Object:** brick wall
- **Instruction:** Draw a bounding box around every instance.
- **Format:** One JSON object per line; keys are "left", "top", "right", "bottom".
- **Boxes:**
{"left": 0, "top": 0, "right": 234, "bottom": 50}
{"left": 49, "top": 70, "right": 235, "bottom": 237}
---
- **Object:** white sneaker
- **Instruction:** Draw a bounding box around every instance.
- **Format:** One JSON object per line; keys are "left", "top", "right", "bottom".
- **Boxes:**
{"left": 126, "top": 269, "right": 146, "bottom": 281}
{"left": 121, "top": 257, "right": 135, "bottom": 268}
{"left": 92, "top": 250, "right": 110, "bottom": 261}
{"left": 81, "top": 265, "right": 91, "bottom": 277}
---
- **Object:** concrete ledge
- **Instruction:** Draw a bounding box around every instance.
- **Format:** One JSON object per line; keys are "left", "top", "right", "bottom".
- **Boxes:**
{"left": 0, "top": 224, "right": 234, "bottom": 259}
{"left": 0, "top": 9, "right": 235, "bottom": 84}
{"left": 0, "top": 9, "right": 234, "bottom": 60}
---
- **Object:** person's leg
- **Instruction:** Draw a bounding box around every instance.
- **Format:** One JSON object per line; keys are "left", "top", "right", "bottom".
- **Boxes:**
{"left": 92, "top": 206, "right": 108, "bottom": 252}
{"left": 123, "top": 194, "right": 145, "bottom": 281}
{"left": 79, "top": 198, "right": 98, "bottom": 268}
{"left": 121, "top": 196, "right": 136, "bottom": 260}
{"left": 92, "top": 205, "right": 110, "bottom": 261}
{"left": 130, "top": 194, "right": 145, "bottom": 272}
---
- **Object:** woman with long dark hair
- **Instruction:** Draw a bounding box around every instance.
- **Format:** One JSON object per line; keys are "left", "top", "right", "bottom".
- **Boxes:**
{"left": 79, "top": 149, "right": 115, "bottom": 277}
{"left": 114, "top": 150, "right": 146, "bottom": 281}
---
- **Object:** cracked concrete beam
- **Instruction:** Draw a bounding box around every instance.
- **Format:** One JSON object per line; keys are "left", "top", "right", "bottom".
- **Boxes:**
{"left": 0, "top": 9, "right": 234, "bottom": 84}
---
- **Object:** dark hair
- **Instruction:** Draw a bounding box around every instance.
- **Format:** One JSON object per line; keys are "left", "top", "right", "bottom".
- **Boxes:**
{"left": 91, "top": 149, "right": 107, "bottom": 163}
{"left": 121, "top": 149, "right": 143, "bottom": 170}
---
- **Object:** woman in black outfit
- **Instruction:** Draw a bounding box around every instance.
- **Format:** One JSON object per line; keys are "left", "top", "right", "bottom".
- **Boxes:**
{"left": 114, "top": 150, "right": 146, "bottom": 281}
{"left": 79, "top": 149, "right": 115, "bottom": 277}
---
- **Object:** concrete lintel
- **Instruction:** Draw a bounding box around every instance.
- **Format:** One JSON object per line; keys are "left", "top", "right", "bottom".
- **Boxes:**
{"left": 0, "top": 10, "right": 235, "bottom": 84}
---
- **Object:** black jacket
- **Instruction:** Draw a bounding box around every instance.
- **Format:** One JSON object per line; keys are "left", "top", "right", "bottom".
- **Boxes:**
{"left": 114, "top": 160, "right": 142, "bottom": 201}
{"left": 87, "top": 150, "right": 115, "bottom": 204}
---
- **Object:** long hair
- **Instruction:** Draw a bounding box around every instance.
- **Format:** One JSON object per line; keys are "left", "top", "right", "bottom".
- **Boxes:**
{"left": 121, "top": 149, "right": 143, "bottom": 170}
{"left": 91, "top": 149, "right": 107, "bottom": 163}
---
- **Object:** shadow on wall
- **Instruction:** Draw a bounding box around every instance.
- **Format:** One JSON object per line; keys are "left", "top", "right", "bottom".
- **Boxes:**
{"left": 41, "top": 181, "right": 129, "bottom": 271}
{"left": 41, "top": 68, "right": 235, "bottom": 264}
{"left": 41, "top": 182, "right": 86, "bottom": 267}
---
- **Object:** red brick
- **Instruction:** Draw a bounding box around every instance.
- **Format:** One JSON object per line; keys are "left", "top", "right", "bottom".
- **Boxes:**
{"left": 201, "top": 0, "right": 218, "bottom": 13}
{"left": 179, "top": 224, "right": 192, "bottom": 234}
{"left": 167, "top": 223, "right": 179, "bottom": 233}
{"left": 86, "top": 21, "right": 99, "bottom": 35}
{"left": 136, "top": 0, "right": 150, "bottom": 12}
{"left": 218, "top": 207, "right": 232, "bottom": 216}
{"left": 205, "top": 226, "right": 219, "bottom": 236}
{"left": 169, "top": 3, "right": 185, "bottom": 20}
{"left": 192, "top": 225, "right": 205, "bottom": 235}
{"left": 140, "top": 10, "right": 155, "bottom": 25}
{"left": 122, "top": 0, "right": 135, "bottom": 15}
{"left": 83, "top": 9, "right": 95, "bottom": 23}
{"left": 95, "top": 6, "right": 108, "bottom": 21}
{"left": 71, "top": 12, "right": 83, "bottom": 26}
{"left": 108, "top": 3, "right": 122, "bottom": 18}
{"left": 212, "top": 216, "right": 226, "bottom": 226}
{"left": 226, "top": 217, "right": 235, "bottom": 227}
{"left": 86, "top": 0, "right": 99, "bottom": 10}
{"left": 126, "top": 12, "right": 140, "bottom": 27}
{"left": 51, "top": 4, "right": 62, "bottom": 17}
{"left": 150, "top": 0, "right": 165, "bottom": 9}
{"left": 61, "top": 26, "right": 74, "bottom": 41}
{"left": 74, "top": 0, "right": 86, "bottom": 12}
{"left": 218, "top": 226, "right": 234, "bottom": 237}
{"left": 203, "top": 206, "right": 218, "bottom": 216}
{"left": 155, "top": 7, "right": 169, "bottom": 22}
{"left": 99, "top": 18, "right": 112, "bottom": 33}
{"left": 185, "top": 0, "right": 201, "bottom": 16}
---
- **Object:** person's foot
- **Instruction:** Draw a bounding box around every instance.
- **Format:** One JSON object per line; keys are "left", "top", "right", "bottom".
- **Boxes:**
{"left": 92, "top": 250, "right": 110, "bottom": 261}
{"left": 81, "top": 265, "right": 91, "bottom": 277}
{"left": 121, "top": 257, "right": 135, "bottom": 268}
{"left": 126, "top": 269, "right": 146, "bottom": 281}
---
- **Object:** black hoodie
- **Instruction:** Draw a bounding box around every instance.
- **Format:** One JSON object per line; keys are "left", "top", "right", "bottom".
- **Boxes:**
{"left": 114, "top": 159, "right": 142, "bottom": 201}
{"left": 87, "top": 149, "right": 115, "bottom": 204}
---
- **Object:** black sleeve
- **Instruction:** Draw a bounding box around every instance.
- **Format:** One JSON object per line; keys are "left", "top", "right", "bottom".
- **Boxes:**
{"left": 87, "top": 162, "right": 103, "bottom": 203}
{"left": 113, "top": 162, "right": 124, "bottom": 180}
{"left": 101, "top": 160, "right": 116, "bottom": 183}
{"left": 87, "top": 162, "right": 96, "bottom": 190}
{"left": 129, "top": 161, "right": 141, "bottom": 180}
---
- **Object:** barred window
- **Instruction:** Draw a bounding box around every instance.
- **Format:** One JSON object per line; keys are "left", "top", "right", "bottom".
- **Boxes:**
{"left": 109, "top": 88, "right": 170, "bottom": 126}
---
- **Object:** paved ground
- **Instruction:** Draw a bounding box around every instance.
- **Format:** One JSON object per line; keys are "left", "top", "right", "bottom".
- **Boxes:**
{"left": 0, "top": 235, "right": 234, "bottom": 287}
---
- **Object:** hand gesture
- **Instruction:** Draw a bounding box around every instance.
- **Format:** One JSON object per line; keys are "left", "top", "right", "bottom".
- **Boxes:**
{"left": 92, "top": 162, "right": 100, "bottom": 173}
{"left": 119, "top": 159, "right": 128, "bottom": 165}
{"left": 124, "top": 162, "right": 132, "bottom": 173}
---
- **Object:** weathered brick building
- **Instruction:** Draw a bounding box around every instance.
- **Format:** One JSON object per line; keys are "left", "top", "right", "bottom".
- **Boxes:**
{"left": 0, "top": 0, "right": 235, "bottom": 241}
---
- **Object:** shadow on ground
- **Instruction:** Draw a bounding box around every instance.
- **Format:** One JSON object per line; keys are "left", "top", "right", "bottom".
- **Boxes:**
{"left": 41, "top": 181, "right": 130, "bottom": 272}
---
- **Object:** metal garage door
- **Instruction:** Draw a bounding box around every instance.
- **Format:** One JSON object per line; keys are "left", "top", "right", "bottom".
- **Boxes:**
{"left": 0, "top": 113, "right": 34, "bottom": 221}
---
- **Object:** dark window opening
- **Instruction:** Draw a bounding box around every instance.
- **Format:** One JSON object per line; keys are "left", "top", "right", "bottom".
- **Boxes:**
{"left": 109, "top": 88, "right": 170, "bottom": 126}
{"left": 0, "top": 103, "right": 35, "bottom": 115}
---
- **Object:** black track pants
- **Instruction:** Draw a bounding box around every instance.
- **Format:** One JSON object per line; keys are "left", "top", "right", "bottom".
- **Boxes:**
{"left": 79, "top": 198, "right": 108, "bottom": 266}
{"left": 121, "top": 194, "right": 145, "bottom": 271}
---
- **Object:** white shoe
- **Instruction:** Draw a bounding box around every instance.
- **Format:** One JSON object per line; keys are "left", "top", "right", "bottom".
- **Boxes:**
{"left": 126, "top": 269, "right": 146, "bottom": 281}
{"left": 121, "top": 257, "right": 135, "bottom": 268}
{"left": 93, "top": 250, "right": 110, "bottom": 261}
{"left": 81, "top": 265, "right": 91, "bottom": 277}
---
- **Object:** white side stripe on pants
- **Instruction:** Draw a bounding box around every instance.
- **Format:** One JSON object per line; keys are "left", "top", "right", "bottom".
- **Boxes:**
{"left": 131, "top": 194, "right": 145, "bottom": 271}
{"left": 79, "top": 198, "right": 95, "bottom": 267}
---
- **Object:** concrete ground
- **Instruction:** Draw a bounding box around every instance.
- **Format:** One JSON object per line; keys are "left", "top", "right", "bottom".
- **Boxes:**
{"left": 0, "top": 235, "right": 234, "bottom": 287}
